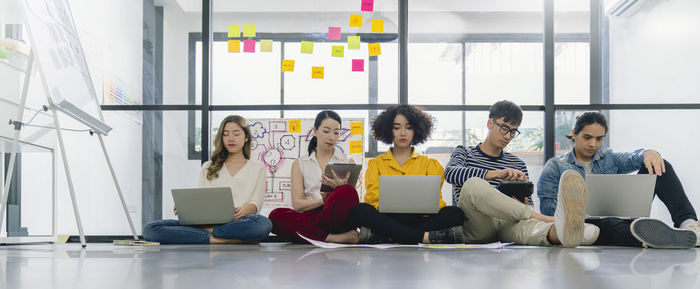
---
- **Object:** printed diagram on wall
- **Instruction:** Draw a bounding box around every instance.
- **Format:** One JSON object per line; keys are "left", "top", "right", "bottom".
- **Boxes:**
{"left": 248, "top": 118, "right": 365, "bottom": 215}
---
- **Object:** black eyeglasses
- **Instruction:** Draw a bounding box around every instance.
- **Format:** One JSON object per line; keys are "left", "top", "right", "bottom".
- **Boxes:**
{"left": 493, "top": 121, "right": 521, "bottom": 138}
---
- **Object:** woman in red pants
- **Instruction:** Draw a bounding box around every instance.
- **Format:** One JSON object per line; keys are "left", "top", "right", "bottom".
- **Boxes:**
{"left": 268, "top": 110, "right": 360, "bottom": 243}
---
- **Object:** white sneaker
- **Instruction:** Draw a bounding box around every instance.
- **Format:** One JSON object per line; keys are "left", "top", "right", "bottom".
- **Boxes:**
{"left": 581, "top": 223, "right": 600, "bottom": 246}
{"left": 685, "top": 221, "right": 700, "bottom": 247}
{"left": 554, "top": 170, "right": 587, "bottom": 247}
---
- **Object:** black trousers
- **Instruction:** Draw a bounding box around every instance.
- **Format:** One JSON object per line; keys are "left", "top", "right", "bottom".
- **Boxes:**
{"left": 639, "top": 160, "right": 697, "bottom": 227}
{"left": 349, "top": 203, "right": 464, "bottom": 244}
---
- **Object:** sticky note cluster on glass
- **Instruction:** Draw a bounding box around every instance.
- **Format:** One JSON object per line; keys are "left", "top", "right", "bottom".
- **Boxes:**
{"left": 228, "top": 24, "right": 266, "bottom": 53}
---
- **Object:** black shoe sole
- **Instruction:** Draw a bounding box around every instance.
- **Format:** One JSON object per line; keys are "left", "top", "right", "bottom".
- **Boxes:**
{"left": 631, "top": 218, "right": 697, "bottom": 249}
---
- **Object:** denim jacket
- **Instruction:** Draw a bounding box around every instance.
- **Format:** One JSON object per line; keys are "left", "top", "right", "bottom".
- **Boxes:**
{"left": 537, "top": 147, "right": 646, "bottom": 216}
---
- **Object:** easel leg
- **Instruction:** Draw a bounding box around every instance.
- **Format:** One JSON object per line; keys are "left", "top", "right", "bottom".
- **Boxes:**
{"left": 97, "top": 134, "right": 138, "bottom": 240}
{"left": 51, "top": 109, "right": 87, "bottom": 247}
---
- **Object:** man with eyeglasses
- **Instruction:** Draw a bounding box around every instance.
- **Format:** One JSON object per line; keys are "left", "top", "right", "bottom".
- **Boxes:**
{"left": 444, "top": 100, "right": 599, "bottom": 247}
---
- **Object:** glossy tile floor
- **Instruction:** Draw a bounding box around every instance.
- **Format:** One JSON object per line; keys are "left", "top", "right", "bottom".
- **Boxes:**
{"left": 1, "top": 243, "right": 699, "bottom": 289}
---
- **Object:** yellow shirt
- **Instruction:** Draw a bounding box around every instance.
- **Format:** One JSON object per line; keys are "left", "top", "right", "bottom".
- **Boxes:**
{"left": 364, "top": 149, "right": 446, "bottom": 210}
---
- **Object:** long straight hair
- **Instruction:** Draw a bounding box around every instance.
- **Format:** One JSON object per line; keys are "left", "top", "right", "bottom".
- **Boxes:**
{"left": 308, "top": 110, "right": 342, "bottom": 156}
{"left": 207, "top": 115, "right": 252, "bottom": 180}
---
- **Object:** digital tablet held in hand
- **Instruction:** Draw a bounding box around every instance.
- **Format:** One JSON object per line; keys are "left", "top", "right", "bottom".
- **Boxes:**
{"left": 496, "top": 181, "right": 533, "bottom": 203}
{"left": 320, "top": 163, "right": 362, "bottom": 192}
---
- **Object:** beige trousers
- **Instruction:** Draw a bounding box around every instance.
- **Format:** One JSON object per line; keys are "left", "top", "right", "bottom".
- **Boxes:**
{"left": 457, "top": 177, "right": 553, "bottom": 246}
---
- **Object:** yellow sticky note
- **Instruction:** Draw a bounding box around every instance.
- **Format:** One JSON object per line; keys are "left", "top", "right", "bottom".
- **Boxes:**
{"left": 57, "top": 234, "right": 70, "bottom": 244}
{"left": 371, "top": 20, "right": 384, "bottom": 33}
{"left": 301, "top": 41, "right": 314, "bottom": 54}
{"left": 349, "top": 140, "right": 363, "bottom": 154}
{"left": 350, "top": 122, "right": 363, "bottom": 135}
{"left": 332, "top": 45, "right": 344, "bottom": 57}
{"left": 260, "top": 39, "right": 273, "bottom": 52}
{"left": 281, "top": 59, "right": 295, "bottom": 72}
{"left": 228, "top": 40, "right": 240, "bottom": 53}
{"left": 288, "top": 120, "right": 301, "bottom": 133}
{"left": 348, "top": 36, "right": 360, "bottom": 50}
{"left": 312, "top": 67, "right": 324, "bottom": 79}
{"left": 350, "top": 14, "right": 363, "bottom": 27}
{"left": 243, "top": 24, "right": 256, "bottom": 37}
{"left": 369, "top": 42, "right": 381, "bottom": 56}
{"left": 228, "top": 25, "right": 240, "bottom": 37}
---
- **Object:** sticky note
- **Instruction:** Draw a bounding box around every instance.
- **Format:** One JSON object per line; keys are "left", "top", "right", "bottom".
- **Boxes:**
{"left": 369, "top": 42, "right": 381, "bottom": 56}
{"left": 243, "top": 40, "right": 255, "bottom": 53}
{"left": 350, "top": 14, "right": 363, "bottom": 27}
{"left": 328, "top": 27, "right": 341, "bottom": 40}
{"left": 312, "top": 66, "right": 324, "bottom": 79}
{"left": 350, "top": 140, "right": 363, "bottom": 154}
{"left": 361, "top": 0, "right": 374, "bottom": 12}
{"left": 228, "top": 40, "right": 240, "bottom": 53}
{"left": 348, "top": 36, "right": 360, "bottom": 50}
{"left": 350, "top": 122, "right": 363, "bottom": 135}
{"left": 352, "top": 59, "right": 364, "bottom": 72}
{"left": 301, "top": 41, "right": 314, "bottom": 54}
{"left": 332, "top": 45, "right": 344, "bottom": 57}
{"left": 371, "top": 20, "right": 384, "bottom": 33}
{"left": 227, "top": 25, "right": 240, "bottom": 37}
{"left": 260, "top": 39, "right": 273, "bottom": 52}
{"left": 288, "top": 120, "right": 301, "bottom": 133}
{"left": 243, "top": 24, "right": 256, "bottom": 37}
{"left": 281, "top": 59, "right": 295, "bottom": 72}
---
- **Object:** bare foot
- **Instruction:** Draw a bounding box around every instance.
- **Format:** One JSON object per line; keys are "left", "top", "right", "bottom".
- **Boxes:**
{"left": 198, "top": 226, "right": 214, "bottom": 233}
{"left": 325, "top": 230, "right": 359, "bottom": 244}
{"left": 209, "top": 235, "right": 244, "bottom": 244}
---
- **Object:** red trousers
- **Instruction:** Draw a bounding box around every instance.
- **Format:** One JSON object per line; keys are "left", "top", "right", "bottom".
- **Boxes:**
{"left": 269, "top": 184, "right": 359, "bottom": 243}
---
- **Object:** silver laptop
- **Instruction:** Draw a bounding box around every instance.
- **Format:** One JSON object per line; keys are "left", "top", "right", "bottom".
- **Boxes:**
{"left": 172, "top": 187, "right": 236, "bottom": 225}
{"left": 378, "top": 175, "right": 442, "bottom": 214}
{"left": 585, "top": 174, "right": 657, "bottom": 219}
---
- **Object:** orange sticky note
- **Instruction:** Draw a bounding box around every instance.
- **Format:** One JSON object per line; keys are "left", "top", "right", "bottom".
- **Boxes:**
{"left": 288, "top": 120, "right": 301, "bottom": 133}
{"left": 281, "top": 59, "right": 295, "bottom": 72}
{"left": 350, "top": 122, "right": 363, "bottom": 135}
{"left": 243, "top": 24, "right": 256, "bottom": 37}
{"left": 312, "top": 67, "right": 324, "bottom": 79}
{"left": 260, "top": 40, "right": 273, "bottom": 52}
{"left": 348, "top": 36, "right": 360, "bottom": 50}
{"left": 332, "top": 45, "right": 344, "bottom": 57}
{"left": 371, "top": 20, "right": 384, "bottom": 33}
{"left": 368, "top": 42, "right": 381, "bottom": 56}
{"left": 228, "top": 40, "right": 240, "bottom": 53}
{"left": 301, "top": 41, "right": 314, "bottom": 54}
{"left": 227, "top": 25, "right": 240, "bottom": 37}
{"left": 349, "top": 140, "right": 363, "bottom": 154}
{"left": 349, "top": 14, "right": 363, "bottom": 27}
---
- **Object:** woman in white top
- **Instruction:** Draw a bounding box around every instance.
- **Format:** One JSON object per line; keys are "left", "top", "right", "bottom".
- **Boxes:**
{"left": 268, "top": 111, "right": 360, "bottom": 243}
{"left": 143, "top": 115, "right": 272, "bottom": 244}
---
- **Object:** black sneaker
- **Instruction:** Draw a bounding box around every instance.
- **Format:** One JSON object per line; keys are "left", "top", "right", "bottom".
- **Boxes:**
{"left": 631, "top": 218, "right": 696, "bottom": 249}
{"left": 357, "top": 226, "right": 387, "bottom": 244}
{"left": 428, "top": 226, "right": 464, "bottom": 244}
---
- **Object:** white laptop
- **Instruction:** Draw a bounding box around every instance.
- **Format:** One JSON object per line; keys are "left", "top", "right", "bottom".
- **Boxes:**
{"left": 584, "top": 174, "right": 657, "bottom": 219}
{"left": 378, "top": 175, "right": 442, "bottom": 214}
{"left": 171, "top": 187, "right": 236, "bottom": 225}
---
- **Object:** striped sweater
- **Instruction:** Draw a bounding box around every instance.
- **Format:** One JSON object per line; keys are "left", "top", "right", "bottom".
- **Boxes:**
{"left": 445, "top": 144, "right": 529, "bottom": 204}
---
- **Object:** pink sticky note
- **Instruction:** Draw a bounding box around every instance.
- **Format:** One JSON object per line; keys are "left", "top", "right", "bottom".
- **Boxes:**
{"left": 328, "top": 27, "right": 341, "bottom": 40}
{"left": 243, "top": 40, "right": 255, "bottom": 53}
{"left": 352, "top": 59, "right": 364, "bottom": 72}
{"left": 361, "top": 0, "right": 374, "bottom": 12}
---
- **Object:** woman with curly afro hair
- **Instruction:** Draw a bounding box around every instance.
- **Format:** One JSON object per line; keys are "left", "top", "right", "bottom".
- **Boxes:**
{"left": 349, "top": 105, "right": 466, "bottom": 244}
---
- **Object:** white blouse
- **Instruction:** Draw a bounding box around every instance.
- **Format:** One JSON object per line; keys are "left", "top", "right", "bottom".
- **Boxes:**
{"left": 199, "top": 160, "right": 266, "bottom": 212}
{"left": 298, "top": 147, "right": 352, "bottom": 200}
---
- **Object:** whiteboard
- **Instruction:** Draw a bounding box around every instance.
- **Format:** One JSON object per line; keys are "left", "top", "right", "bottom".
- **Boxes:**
{"left": 23, "top": 0, "right": 111, "bottom": 134}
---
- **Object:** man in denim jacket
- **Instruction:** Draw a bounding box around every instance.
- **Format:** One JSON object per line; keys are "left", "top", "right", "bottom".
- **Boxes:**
{"left": 538, "top": 111, "right": 699, "bottom": 248}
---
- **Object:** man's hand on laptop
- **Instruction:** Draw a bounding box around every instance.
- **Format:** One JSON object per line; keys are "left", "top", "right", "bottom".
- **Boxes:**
{"left": 321, "top": 170, "right": 350, "bottom": 190}
{"left": 486, "top": 168, "right": 528, "bottom": 181}
{"left": 642, "top": 149, "right": 666, "bottom": 176}
{"left": 234, "top": 207, "right": 243, "bottom": 221}
{"left": 173, "top": 206, "right": 177, "bottom": 216}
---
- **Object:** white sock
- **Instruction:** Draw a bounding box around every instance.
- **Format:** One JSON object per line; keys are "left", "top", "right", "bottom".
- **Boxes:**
{"left": 680, "top": 219, "right": 697, "bottom": 229}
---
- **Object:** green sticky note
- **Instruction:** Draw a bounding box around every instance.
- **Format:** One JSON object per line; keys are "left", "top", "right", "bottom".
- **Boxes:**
{"left": 332, "top": 45, "right": 344, "bottom": 57}
{"left": 243, "top": 24, "right": 256, "bottom": 37}
{"left": 301, "top": 41, "right": 314, "bottom": 54}
{"left": 348, "top": 36, "right": 360, "bottom": 50}
{"left": 260, "top": 39, "right": 273, "bottom": 52}
{"left": 227, "top": 25, "right": 240, "bottom": 37}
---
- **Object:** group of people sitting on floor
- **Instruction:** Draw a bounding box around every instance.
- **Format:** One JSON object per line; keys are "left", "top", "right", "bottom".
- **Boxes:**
{"left": 142, "top": 100, "right": 700, "bottom": 249}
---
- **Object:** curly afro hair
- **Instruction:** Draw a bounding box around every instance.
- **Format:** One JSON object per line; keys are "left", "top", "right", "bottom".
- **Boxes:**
{"left": 371, "top": 104, "right": 434, "bottom": 145}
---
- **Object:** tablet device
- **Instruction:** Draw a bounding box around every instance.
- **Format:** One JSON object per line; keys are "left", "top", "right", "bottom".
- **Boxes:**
{"left": 496, "top": 181, "right": 533, "bottom": 203}
{"left": 320, "top": 163, "right": 362, "bottom": 192}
